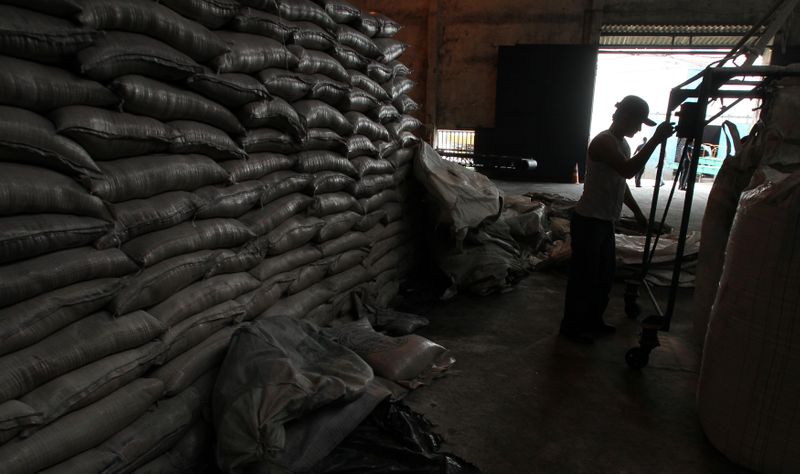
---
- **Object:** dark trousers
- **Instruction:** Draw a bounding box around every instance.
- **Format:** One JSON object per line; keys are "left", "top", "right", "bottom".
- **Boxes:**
{"left": 634, "top": 168, "right": 644, "bottom": 187}
{"left": 562, "top": 213, "right": 616, "bottom": 332}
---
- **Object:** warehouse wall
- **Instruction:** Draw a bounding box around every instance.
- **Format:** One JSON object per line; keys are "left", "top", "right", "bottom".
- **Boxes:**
{"left": 357, "top": 0, "right": 795, "bottom": 130}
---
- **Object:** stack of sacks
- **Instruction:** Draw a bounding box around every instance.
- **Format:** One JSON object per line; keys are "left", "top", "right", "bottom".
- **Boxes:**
{"left": 0, "top": 0, "right": 420, "bottom": 471}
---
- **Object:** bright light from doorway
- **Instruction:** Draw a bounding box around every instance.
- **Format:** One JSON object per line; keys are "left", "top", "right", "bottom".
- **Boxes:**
{"left": 590, "top": 51, "right": 764, "bottom": 179}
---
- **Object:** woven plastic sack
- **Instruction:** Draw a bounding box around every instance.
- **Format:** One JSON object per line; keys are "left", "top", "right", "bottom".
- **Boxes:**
{"left": 0, "top": 5, "right": 97, "bottom": 64}
{"left": 346, "top": 135, "right": 379, "bottom": 158}
{"left": 0, "top": 106, "right": 98, "bottom": 178}
{"left": 394, "top": 93, "right": 420, "bottom": 113}
{"left": 212, "top": 316, "right": 373, "bottom": 473}
{"left": 193, "top": 181, "right": 263, "bottom": 220}
{"left": 78, "top": 32, "right": 203, "bottom": 82}
{"left": 89, "top": 154, "right": 229, "bottom": 202}
{"left": 307, "top": 79, "right": 348, "bottom": 109}
{"left": 371, "top": 104, "right": 401, "bottom": 125}
{"left": 257, "top": 68, "right": 313, "bottom": 102}
{"left": 220, "top": 153, "right": 293, "bottom": 183}
{"left": 0, "top": 247, "right": 136, "bottom": 308}
{"left": 110, "top": 75, "right": 244, "bottom": 134}
{"left": 348, "top": 70, "right": 390, "bottom": 101}
{"left": 121, "top": 218, "right": 255, "bottom": 267}
{"left": 186, "top": 71, "right": 271, "bottom": 108}
{"left": 318, "top": 0, "right": 360, "bottom": 24}
{"left": 300, "top": 128, "right": 348, "bottom": 153}
{"left": 162, "top": 300, "right": 245, "bottom": 361}
{"left": 387, "top": 147, "right": 414, "bottom": 168}
{"left": 354, "top": 210, "right": 387, "bottom": 232}
{"left": 351, "top": 174, "right": 396, "bottom": 198}
{"left": 0, "top": 310, "right": 164, "bottom": 403}
{"left": 272, "top": 0, "right": 337, "bottom": 31}
{"left": 239, "top": 128, "right": 298, "bottom": 154}
{"left": 373, "top": 38, "right": 406, "bottom": 63}
{"left": 259, "top": 170, "right": 313, "bottom": 204}
{"left": 231, "top": 8, "right": 298, "bottom": 43}
{"left": 0, "top": 278, "right": 119, "bottom": 357}
{"left": 235, "top": 282, "right": 285, "bottom": 321}
{"left": 111, "top": 75, "right": 244, "bottom": 135}
{"left": 296, "top": 150, "right": 357, "bottom": 176}
{"left": 0, "top": 214, "right": 110, "bottom": 264}
{"left": 41, "top": 372, "right": 213, "bottom": 474}
{"left": 366, "top": 60, "right": 392, "bottom": 83}
{"left": 398, "top": 130, "right": 420, "bottom": 149}
{"left": 350, "top": 155, "right": 393, "bottom": 177}
{"left": 316, "top": 211, "right": 362, "bottom": 242}
{"left": 149, "top": 273, "right": 260, "bottom": 327}
{"left": 19, "top": 342, "right": 165, "bottom": 431}
{"left": 388, "top": 59, "right": 411, "bottom": 77}
{"left": 206, "top": 248, "right": 265, "bottom": 277}
{"left": 311, "top": 171, "right": 356, "bottom": 195}
{"left": 135, "top": 420, "right": 213, "bottom": 474}
{"left": 51, "top": 105, "right": 179, "bottom": 161}
{"left": 238, "top": 97, "right": 306, "bottom": 139}
{"left": 294, "top": 100, "right": 353, "bottom": 136}
{"left": 152, "top": 326, "right": 236, "bottom": 396}
{"left": 324, "top": 249, "right": 367, "bottom": 276}
{"left": 169, "top": 120, "right": 247, "bottom": 161}
{"left": 308, "top": 192, "right": 360, "bottom": 218}
{"left": 697, "top": 169, "right": 800, "bottom": 473}
{"left": 358, "top": 189, "right": 400, "bottom": 214}
{"left": 0, "top": 0, "right": 81, "bottom": 17}
{"left": 337, "top": 25, "right": 381, "bottom": 58}
{"left": 0, "top": 55, "right": 116, "bottom": 112}
{"left": 160, "top": 0, "right": 240, "bottom": 29}
{"left": 292, "top": 21, "right": 337, "bottom": 51}
{"left": 111, "top": 250, "right": 217, "bottom": 315}
{"left": 0, "top": 164, "right": 106, "bottom": 219}
{"left": 240, "top": 193, "right": 313, "bottom": 236}
{"left": 345, "top": 112, "right": 390, "bottom": 142}
{"left": 249, "top": 245, "right": 322, "bottom": 281}
{"left": 262, "top": 215, "right": 325, "bottom": 255}
{"left": 357, "top": 11, "right": 380, "bottom": 37}
{"left": 291, "top": 47, "right": 349, "bottom": 82}
{"left": 318, "top": 231, "right": 370, "bottom": 258}
{"left": 0, "top": 378, "right": 164, "bottom": 474}
{"left": 383, "top": 202, "right": 405, "bottom": 223}
{"left": 286, "top": 262, "right": 330, "bottom": 294}
{"left": 329, "top": 317, "right": 450, "bottom": 385}
{"left": 374, "top": 13, "right": 401, "bottom": 38}
{"left": 213, "top": 31, "right": 298, "bottom": 73}
{"left": 75, "top": 0, "right": 228, "bottom": 62}
{"left": 341, "top": 88, "right": 380, "bottom": 113}
{"left": 331, "top": 45, "right": 369, "bottom": 71}
{"left": 387, "top": 114, "right": 422, "bottom": 138}
{"left": 364, "top": 233, "right": 407, "bottom": 267}
{"left": 100, "top": 191, "right": 201, "bottom": 248}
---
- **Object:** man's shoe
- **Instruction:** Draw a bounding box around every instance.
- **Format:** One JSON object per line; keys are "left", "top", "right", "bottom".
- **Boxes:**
{"left": 559, "top": 329, "right": 594, "bottom": 344}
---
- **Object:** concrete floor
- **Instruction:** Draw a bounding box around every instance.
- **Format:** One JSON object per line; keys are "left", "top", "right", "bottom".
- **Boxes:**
{"left": 404, "top": 178, "right": 746, "bottom": 473}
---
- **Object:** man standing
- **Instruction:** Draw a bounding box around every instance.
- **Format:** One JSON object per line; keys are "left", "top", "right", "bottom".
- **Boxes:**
{"left": 633, "top": 137, "right": 648, "bottom": 187}
{"left": 560, "top": 96, "right": 675, "bottom": 343}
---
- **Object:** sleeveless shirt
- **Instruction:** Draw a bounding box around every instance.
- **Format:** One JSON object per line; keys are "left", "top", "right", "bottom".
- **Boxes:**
{"left": 574, "top": 130, "right": 630, "bottom": 222}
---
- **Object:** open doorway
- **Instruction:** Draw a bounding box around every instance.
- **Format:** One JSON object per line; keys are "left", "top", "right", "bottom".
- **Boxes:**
{"left": 590, "top": 51, "right": 765, "bottom": 187}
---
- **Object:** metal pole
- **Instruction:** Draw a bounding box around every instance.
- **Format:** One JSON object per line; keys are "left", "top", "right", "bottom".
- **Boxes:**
{"left": 663, "top": 72, "right": 711, "bottom": 331}
{"left": 639, "top": 109, "right": 672, "bottom": 273}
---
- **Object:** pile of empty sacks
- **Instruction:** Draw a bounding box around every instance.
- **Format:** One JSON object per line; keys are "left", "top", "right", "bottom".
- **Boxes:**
{"left": 0, "top": 0, "right": 429, "bottom": 472}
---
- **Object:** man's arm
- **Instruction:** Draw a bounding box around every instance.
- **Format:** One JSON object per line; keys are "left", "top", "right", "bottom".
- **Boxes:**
{"left": 590, "top": 122, "right": 674, "bottom": 179}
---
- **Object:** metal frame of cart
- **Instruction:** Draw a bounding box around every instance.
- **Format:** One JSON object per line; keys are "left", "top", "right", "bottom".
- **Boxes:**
{"left": 623, "top": 0, "right": 800, "bottom": 368}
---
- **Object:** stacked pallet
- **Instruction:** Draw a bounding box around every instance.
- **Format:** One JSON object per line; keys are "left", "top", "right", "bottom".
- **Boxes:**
{"left": 0, "top": 0, "right": 419, "bottom": 472}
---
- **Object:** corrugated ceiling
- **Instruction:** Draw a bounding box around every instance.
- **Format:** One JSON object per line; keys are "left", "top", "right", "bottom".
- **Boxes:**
{"left": 600, "top": 24, "right": 768, "bottom": 48}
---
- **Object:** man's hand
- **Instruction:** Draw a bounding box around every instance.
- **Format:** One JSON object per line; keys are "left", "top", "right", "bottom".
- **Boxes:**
{"left": 652, "top": 121, "right": 676, "bottom": 143}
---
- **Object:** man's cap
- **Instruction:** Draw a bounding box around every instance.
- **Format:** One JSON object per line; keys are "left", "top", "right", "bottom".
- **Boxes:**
{"left": 616, "top": 95, "right": 656, "bottom": 126}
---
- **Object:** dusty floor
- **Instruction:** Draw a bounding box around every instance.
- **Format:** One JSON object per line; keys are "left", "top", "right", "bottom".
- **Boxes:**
{"left": 403, "top": 179, "right": 745, "bottom": 473}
